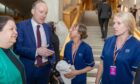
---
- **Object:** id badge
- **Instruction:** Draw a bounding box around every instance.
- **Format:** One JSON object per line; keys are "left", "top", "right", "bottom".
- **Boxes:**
{"left": 110, "top": 66, "right": 116, "bottom": 76}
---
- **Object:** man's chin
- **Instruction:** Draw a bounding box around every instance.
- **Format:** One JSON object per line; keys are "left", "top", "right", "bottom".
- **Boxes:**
{"left": 39, "top": 20, "right": 45, "bottom": 24}
{"left": 114, "top": 34, "right": 119, "bottom": 36}
{"left": 10, "top": 40, "right": 16, "bottom": 45}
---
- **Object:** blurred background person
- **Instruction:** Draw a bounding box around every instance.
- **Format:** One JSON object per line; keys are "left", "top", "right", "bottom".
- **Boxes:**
{"left": 95, "top": 12, "right": 140, "bottom": 84}
{"left": 98, "top": 0, "right": 112, "bottom": 40}
{"left": 132, "top": 5, "right": 138, "bottom": 20}
{"left": 96, "top": 0, "right": 102, "bottom": 27}
{"left": 14, "top": 0, "right": 55, "bottom": 84}
{"left": 0, "top": 16, "right": 26, "bottom": 84}
{"left": 64, "top": 23, "right": 94, "bottom": 84}
{"left": 129, "top": 7, "right": 133, "bottom": 14}
{"left": 117, "top": 4, "right": 121, "bottom": 13}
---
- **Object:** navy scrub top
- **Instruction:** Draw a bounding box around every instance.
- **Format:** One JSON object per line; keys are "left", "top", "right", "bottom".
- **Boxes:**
{"left": 64, "top": 41, "right": 95, "bottom": 84}
{"left": 101, "top": 36, "right": 140, "bottom": 84}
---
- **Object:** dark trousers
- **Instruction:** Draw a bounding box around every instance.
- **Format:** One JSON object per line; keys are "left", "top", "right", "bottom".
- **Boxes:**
{"left": 24, "top": 62, "right": 52, "bottom": 84}
{"left": 100, "top": 18, "right": 109, "bottom": 39}
{"left": 98, "top": 15, "right": 101, "bottom": 27}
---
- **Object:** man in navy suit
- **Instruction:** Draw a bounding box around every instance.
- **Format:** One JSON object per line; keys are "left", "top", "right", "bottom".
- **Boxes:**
{"left": 14, "top": 0, "right": 55, "bottom": 84}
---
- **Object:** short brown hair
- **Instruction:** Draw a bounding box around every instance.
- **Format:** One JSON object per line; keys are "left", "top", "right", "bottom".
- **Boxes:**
{"left": 0, "top": 16, "right": 14, "bottom": 31}
{"left": 76, "top": 23, "right": 88, "bottom": 39}
{"left": 32, "top": 0, "right": 46, "bottom": 9}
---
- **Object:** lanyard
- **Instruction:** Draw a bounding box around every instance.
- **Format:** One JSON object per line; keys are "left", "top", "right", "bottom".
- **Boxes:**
{"left": 72, "top": 42, "right": 81, "bottom": 65}
{"left": 113, "top": 45, "right": 122, "bottom": 65}
{"left": 113, "top": 35, "right": 132, "bottom": 65}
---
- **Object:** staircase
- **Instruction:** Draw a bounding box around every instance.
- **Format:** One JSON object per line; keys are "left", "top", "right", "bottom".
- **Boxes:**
{"left": 81, "top": 11, "right": 114, "bottom": 84}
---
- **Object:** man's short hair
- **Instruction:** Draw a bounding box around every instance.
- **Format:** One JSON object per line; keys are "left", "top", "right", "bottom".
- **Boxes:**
{"left": 32, "top": 0, "right": 46, "bottom": 9}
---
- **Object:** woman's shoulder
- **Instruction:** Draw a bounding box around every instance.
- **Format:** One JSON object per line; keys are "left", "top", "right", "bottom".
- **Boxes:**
{"left": 105, "top": 35, "right": 116, "bottom": 41}
{"left": 81, "top": 41, "right": 92, "bottom": 49}
{"left": 130, "top": 36, "right": 140, "bottom": 47}
{"left": 65, "top": 41, "right": 92, "bottom": 49}
{"left": 103, "top": 35, "right": 116, "bottom": 44}
{"left": 66, "top": 40, "right": 73, "bottom": 45}
{"left": 65, "top": 40, "right": 73, "bottom": 49}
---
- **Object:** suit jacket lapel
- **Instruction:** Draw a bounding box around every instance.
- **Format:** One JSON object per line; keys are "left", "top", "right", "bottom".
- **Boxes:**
{"left": 43, "top": 24, "right": 50, "bottom": 46}
{"left": 27, "top": 19, "right": 36, "bottom": 46}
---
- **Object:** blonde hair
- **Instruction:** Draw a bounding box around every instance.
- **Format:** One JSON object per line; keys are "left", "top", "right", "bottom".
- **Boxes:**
{"left": 114, "top": 12, "right": 137, "bottom": 35}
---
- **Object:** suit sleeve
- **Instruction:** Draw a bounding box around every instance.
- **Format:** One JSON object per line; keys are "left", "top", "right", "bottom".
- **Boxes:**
{"left": 14, "top": 23, "right": 36, "bottom": 60}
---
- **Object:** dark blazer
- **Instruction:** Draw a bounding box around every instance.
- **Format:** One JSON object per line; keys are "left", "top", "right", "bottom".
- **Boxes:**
{"left": 135, "top": 64, "right": 140, "bottom": 84}
{"left": 52, "top": 33, "right": 60, "bottom": 62}
{"left": 97, "top": 1, "right": 102, "bottom": 13}
{"left": 99, "top": 2, "right": 112, "bottom": 19}
{"left": 14, "top": 19, "right": 55, "bottom": 77}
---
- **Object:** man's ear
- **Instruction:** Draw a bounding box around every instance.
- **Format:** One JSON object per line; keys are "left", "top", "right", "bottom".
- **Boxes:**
{"left": 31, "top": 9, "right": 35, "bottom": 15}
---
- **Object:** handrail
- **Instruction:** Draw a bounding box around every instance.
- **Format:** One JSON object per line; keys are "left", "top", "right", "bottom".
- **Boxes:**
{"left": 60, "top": 3, "right": 85, "bottom": 58}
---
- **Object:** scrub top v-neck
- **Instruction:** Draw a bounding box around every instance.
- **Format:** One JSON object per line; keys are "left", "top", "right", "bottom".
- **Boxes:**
{"left": 101, "top": 36, "right": 140, "bottom": 84}
{"left": 64, "top": 41, "right": 95, "bottom": 84}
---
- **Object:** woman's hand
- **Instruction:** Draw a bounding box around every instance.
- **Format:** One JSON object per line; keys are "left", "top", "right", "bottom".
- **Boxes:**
{"left": 64, "top": 70, "right": 80, "bottom": 79}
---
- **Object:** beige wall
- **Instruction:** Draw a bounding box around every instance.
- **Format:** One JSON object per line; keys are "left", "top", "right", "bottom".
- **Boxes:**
{"left": 43, "top": 0, "right": 80, "bottom": 22}
{"left": 43, "top": 0, "right": 63, "bottom": 22}
{"left": 63, "top": 0, "right": 79, "bottom": 10}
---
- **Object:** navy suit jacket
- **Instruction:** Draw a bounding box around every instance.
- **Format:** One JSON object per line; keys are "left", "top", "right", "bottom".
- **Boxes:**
{"left": 14, "top": 19, "right": 55, "bottom": 67}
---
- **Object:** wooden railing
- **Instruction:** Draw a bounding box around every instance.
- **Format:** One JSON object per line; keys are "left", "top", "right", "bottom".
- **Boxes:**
{"left": 60, "top": 2, "right": 85, "bottom": 58}
{"left": 63, "top": 6, "right": 78, "bottom": 29}
{"left": 133, "top": 28, "right": 140, "bottom": 40}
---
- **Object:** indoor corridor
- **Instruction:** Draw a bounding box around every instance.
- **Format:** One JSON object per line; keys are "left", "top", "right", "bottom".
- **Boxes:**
{"left": 0, "top": 0, "right": 140, "bottom": 84}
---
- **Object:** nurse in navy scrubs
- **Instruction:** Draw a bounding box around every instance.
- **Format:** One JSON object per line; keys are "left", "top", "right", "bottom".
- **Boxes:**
{"left": 64, "top": 24, "right": 95, "bottom": 84}
{"left": 95, "top": 12, "right": 140, "bottom": 84}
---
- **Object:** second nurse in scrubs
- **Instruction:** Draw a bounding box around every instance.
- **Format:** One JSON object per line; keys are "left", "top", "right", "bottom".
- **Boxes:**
{"left": 95, "top": 12, "right": 140, "bottom": 84}
{"left": 64, "top": 24, "right": 95, "bottom": 84}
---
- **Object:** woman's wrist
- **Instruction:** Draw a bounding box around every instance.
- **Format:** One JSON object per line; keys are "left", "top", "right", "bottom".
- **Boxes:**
{"left": 95, "top": 79, "right": 99, "bottom": 84}
{"left": 75, "top": 70, "right": 81, "bottom": 75}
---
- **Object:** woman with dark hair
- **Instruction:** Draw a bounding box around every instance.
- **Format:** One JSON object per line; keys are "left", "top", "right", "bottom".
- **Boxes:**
{"left": 63, "top": 23, "right": 94, "bottom": 84}
{"left": 0, "top": 16, "right": 26, "bottom": 84}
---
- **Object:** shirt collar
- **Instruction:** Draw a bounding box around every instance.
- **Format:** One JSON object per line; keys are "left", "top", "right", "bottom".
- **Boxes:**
{"left": 31, "top": 18, "right": 42, "bottom": 28}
